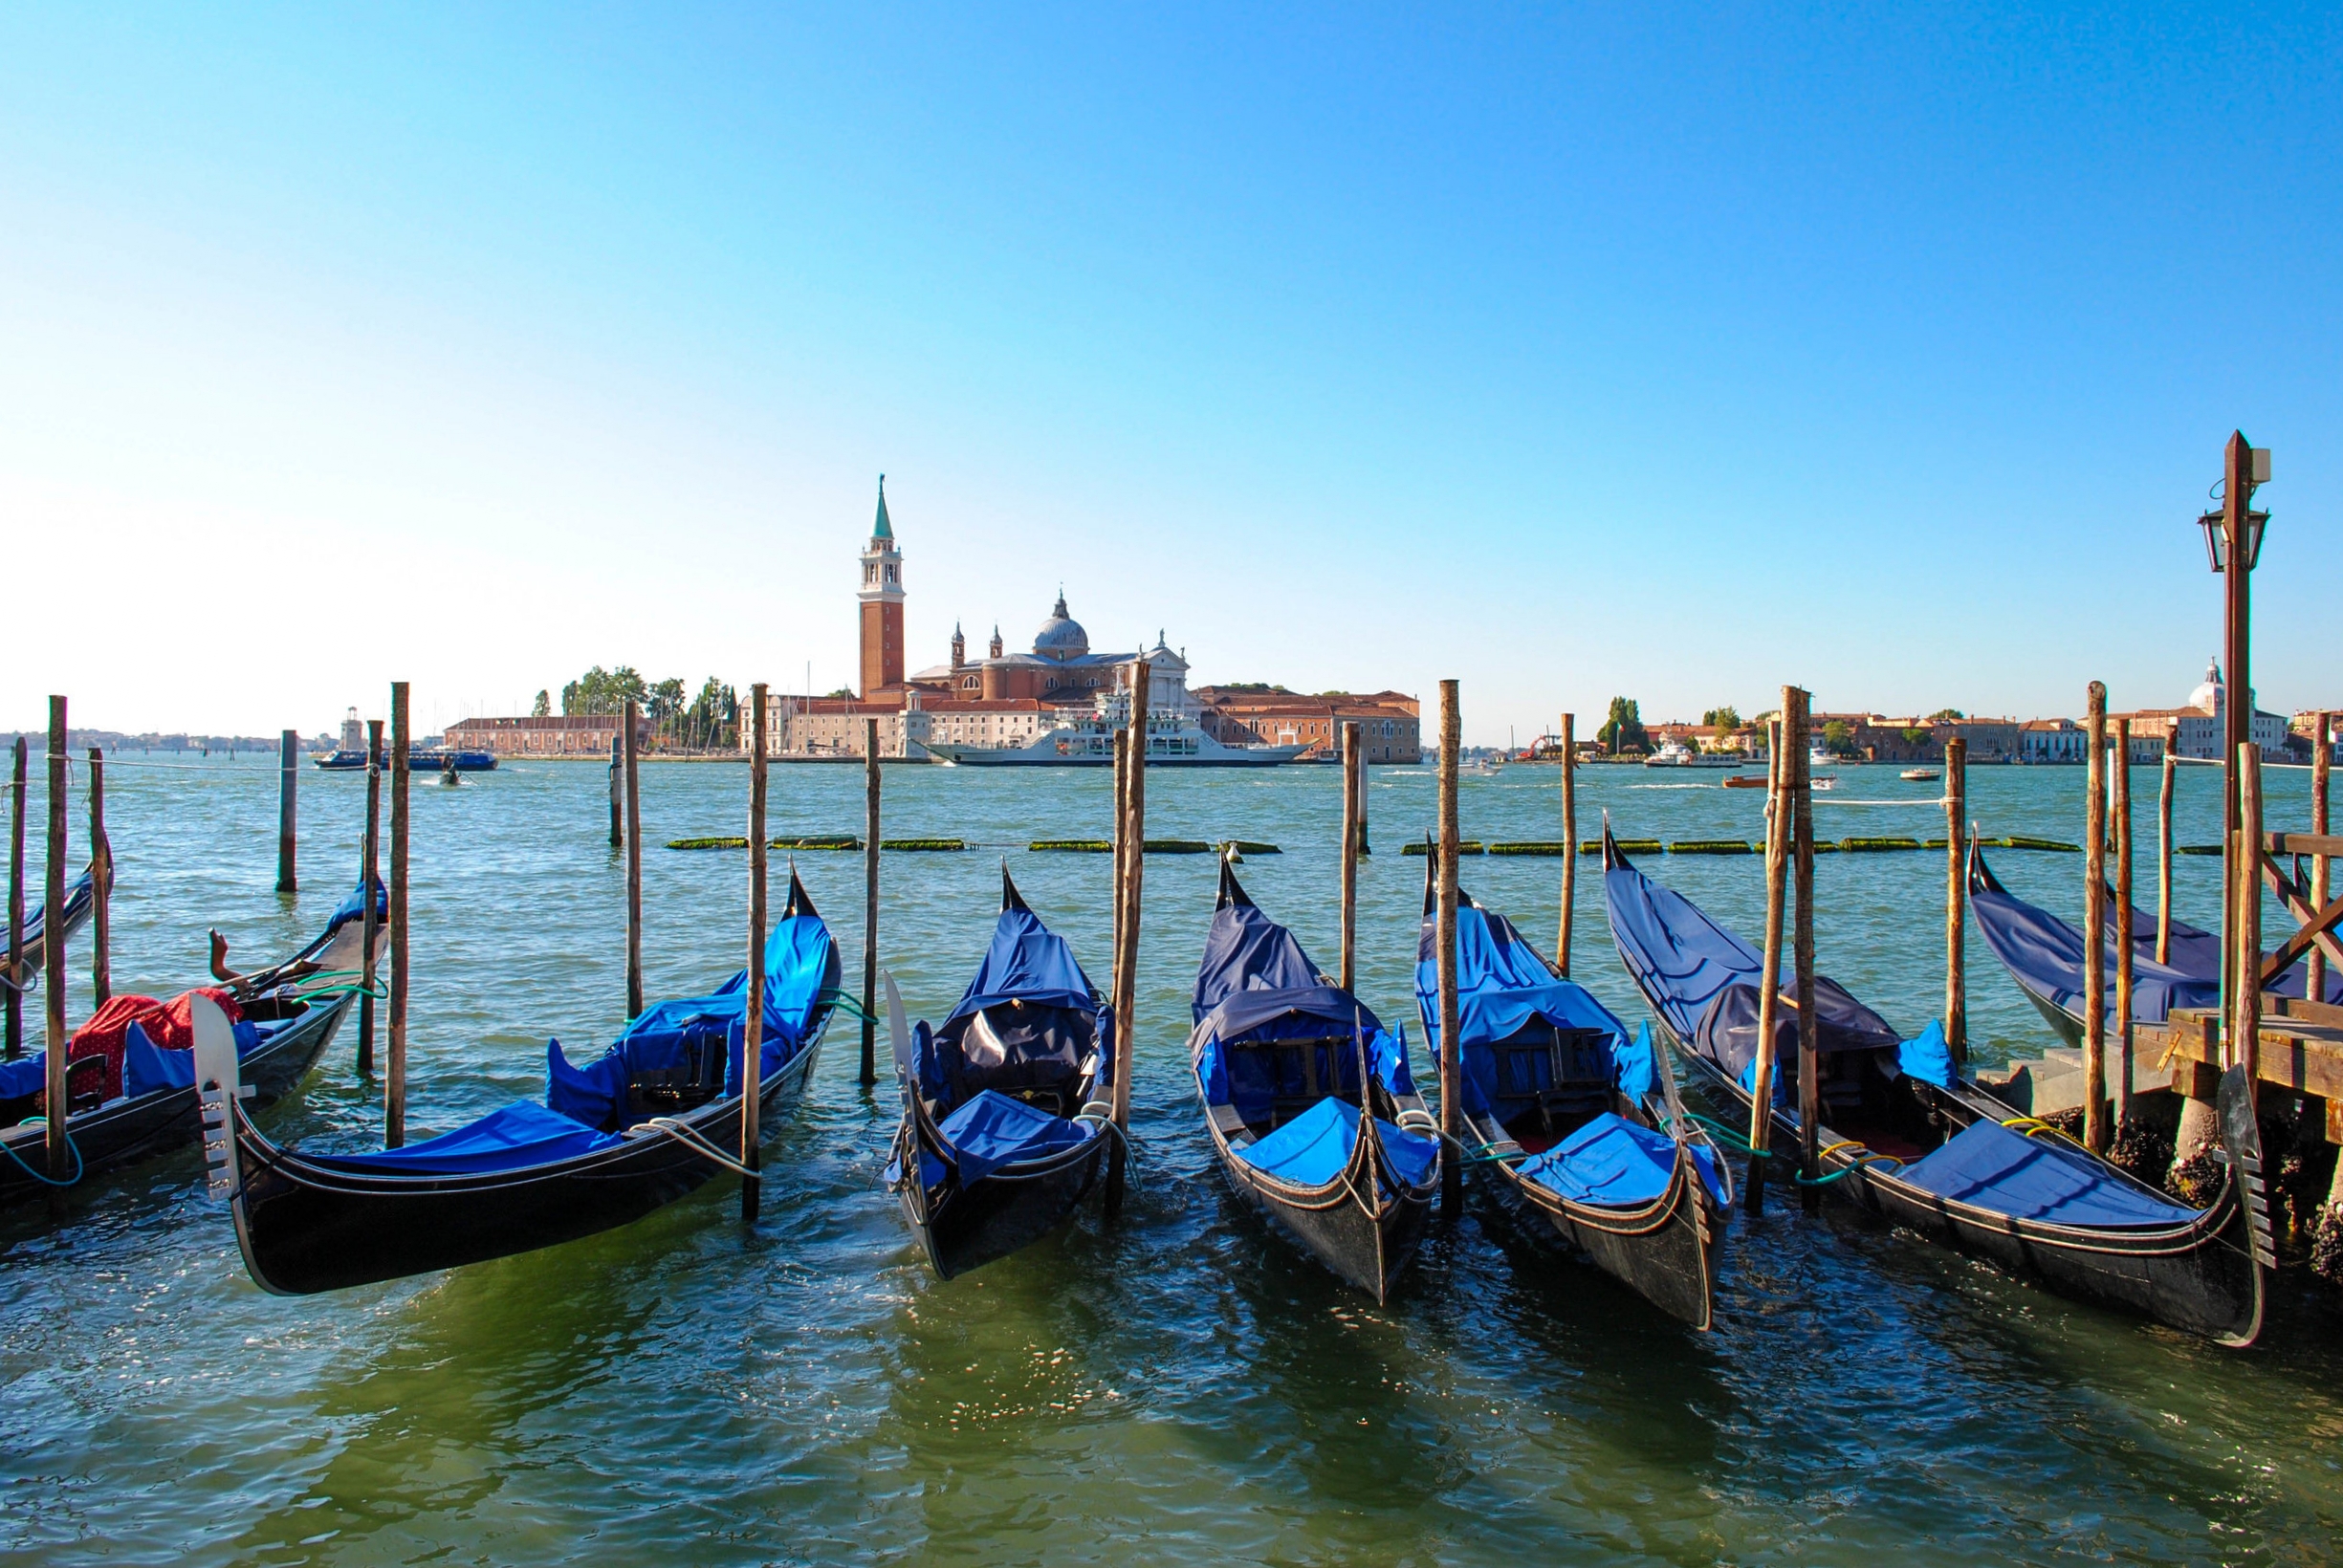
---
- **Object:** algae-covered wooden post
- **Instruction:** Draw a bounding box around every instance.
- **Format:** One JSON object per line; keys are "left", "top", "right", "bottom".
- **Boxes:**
{"left": 43, "top": 697, "right": 69, "bottom": 1196}
{"left": 1435, "top": 680, "right": 1462, "bottom": 1209}
{"left": 624, "top": 699, "right": 644, "bottom": 1021}
{"left": 1106, "top": 663, "right": 1150, "bottom": 1216}
{"left": 861, "top": 717, "right": 881, "bottom": 1087}
{"left": 1791, "top": 688, "right": 1820, "bottom": 1209}
{"left": 743, "top": 682, "right": 768, "bottom": 1222}
{"left": 1943, "top": 736, "right": 1966, "bottom": 1072}
{"left": 1110, "top": 728, "right": 1128, "bottom": 975}
{"left": 1746, "top": 691, "right": 1794, "bottom": 1213}
{"left": 386, "top": 684, "right": 411, "bottom": 1147}
{"left": 86, "top": 748, "right": 111, "bottom": 1011}
{"left": 2310, "top": 712, "right": 2332, "bottom": 1004}
{"left": 2234, "top": 744, "right": 2264, "bottom": 1098}
{"left": 359, "top": 719, "right": 383, "bottom": 1075}
{"left": 2113, "top": 717, "right": 2135, "bottom": 1131}
{"left": 607, "top": 734, "right": 623, "bottom": 849}
{"left": 2083, "top": 682, "right": 2109, "bottom": 1153}
{"left": 2157, "top": 729, "right": 2177, "bottom": 966}
{"left": 6, "top": 736, "right": 23, "bottom": 1059}
{"left": 276, "top": 729, "right": 298, "bottom": 894}
{"left": 1557, "top": 711, "right": 1576, "bottom": 976}
{"left": 1340, "top": 722, "right": 1361, "bottom": 992}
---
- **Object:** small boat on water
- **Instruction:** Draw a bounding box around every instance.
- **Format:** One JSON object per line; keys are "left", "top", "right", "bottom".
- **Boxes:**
{"left": 1414, "top": 853, "right": 1728, "bottom": 1328}
{"left": 1721, "top": 774, "right": 1769, "bottom": 790}
{"left": 1, "top": 863, "right": 101, "bottom": 997}
{"left": 1901, "top": 768, "right": 1940, "bottom": 782}
{"left": 1601, "top": 827, "right": 2270, "bottom": 1344}
{"left": 2, "top": 878, "right": 378, "bottom": 1212}
{"left": 923, "top": 711, "right": 1304, "bottom": 768}
{"left": 1968, "top": 846, "right": 2340, "bottom": 1052}
{"left": 1189, "top": 862, "right": 1440, "bottom": 1301}
{"left": 886, "top": 869, "right": 1117, "bottom": 1279}
{"left": 198, "top": 870, "right": 837, "bottom": 1294}
{"left": 1645, "top": 742, "right": 1738, "bottom": 769}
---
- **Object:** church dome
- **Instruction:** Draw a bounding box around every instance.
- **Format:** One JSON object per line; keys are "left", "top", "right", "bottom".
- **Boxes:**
{"left": 1033, "top": 594, "right": 1089, "bottom": 661}
{"left": 2188, "top": 657, "right": 2224, "bottom": 713}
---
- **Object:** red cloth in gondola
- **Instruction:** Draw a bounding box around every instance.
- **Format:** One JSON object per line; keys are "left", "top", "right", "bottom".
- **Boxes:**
{"left": 63, "top": 988, "right": 246, "bottom": 1103}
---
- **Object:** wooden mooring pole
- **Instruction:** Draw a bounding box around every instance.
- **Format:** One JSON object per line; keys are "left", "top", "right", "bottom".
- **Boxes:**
{"left": 2157, "top": 730, "right": 2177, "bottom": 965}
{"left": 359, "top": 719, "right": 383, "bottom": 1075}
{"left": 1339, "top": 721, "right": 1360, "bottom": 992}
{"left": 1943, "top": 736, "right": 1966, "bottom": 1072}
{"left": 2310, "top": 712, "right": 2332, "bottom": 1005}
{"left": 2083, "top": 682, "right": 2109, "bottom": 1153}
{"left": 2234, "top": 744, "right": 2264, "bottom": 1100}
{"left": 386, "top": 683, "right": 409, "bottom": 1148}
{"left": 43, "top": 697, "right": 69, "bottom": 1201}
{"left": 1435, "top": 680, "right": 1462, "bottom": 1209}
{"left": 1792, "top": 688, "right": 1819, "bottom": 1209}
{"left": 1106, "top": 663, "right": 1150, "bottom": 1216}
{"left": 1110, "top": 729, "right": 1128, "bottom": 968}
{"left": 860, "top": 717, "right": 880, "bottom": 1087}
{"left": 607, "top": 735, "right": 623, "bottom": 849}
{"left": 86, "top": 748, "right": 110, "bottom": 1011}
{"left": 7, "top": 736, "right": 23, "bottom": 1059}
{"left": 276, "top": 729, "right": 298, "bottom": 894}
{"left": 1746, "top": 700, "right": 1792, "bottom": 1214}
{"left": 743, "top": 683, "right": 768, "bottom": 1222}
{"left": 1557, "top": 712, "right": 1576, "bottom": 977}
{"left": 624, "top": 699, "right": 644, "bottom": 1021}
{"left": 2113, "top": 717, "right": 2135, "bottom": 1131}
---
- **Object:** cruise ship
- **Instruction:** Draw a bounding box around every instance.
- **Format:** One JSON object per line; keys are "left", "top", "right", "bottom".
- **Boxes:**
{"left": 923, "top": 712, "right": 1306, "bottom": 768}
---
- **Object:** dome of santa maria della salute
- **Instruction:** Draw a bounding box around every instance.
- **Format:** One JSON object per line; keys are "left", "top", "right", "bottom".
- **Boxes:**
{"left": 1033, "top": 594, "right": 1089, "bottom": 661}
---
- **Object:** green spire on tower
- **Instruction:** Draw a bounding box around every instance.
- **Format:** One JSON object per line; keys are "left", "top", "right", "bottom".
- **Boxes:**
{"left": 873, "top": 473, "right": 893, "bottom": 541}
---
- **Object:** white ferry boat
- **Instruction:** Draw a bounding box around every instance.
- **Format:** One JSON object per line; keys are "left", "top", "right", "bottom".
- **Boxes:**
{"left": 1644, "top": 741, "right": 1740, "bottom": 769}
{"left": 923, "top": 713, "right": 1307, "bottom": 768}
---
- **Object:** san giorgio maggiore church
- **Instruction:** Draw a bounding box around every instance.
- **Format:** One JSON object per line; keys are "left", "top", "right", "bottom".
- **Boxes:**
{"left": 754, "top": 479, "right": 1351, "bottom": 760}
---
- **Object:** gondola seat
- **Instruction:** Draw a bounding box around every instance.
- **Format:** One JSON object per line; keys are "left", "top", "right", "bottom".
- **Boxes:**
{"left": 1518, "top": 1113, "right": 1727, "bottom": 1208}
{"left": 1897, "top": 1120, "right": 2201, "bottom": 1228}
{"left": 926, "top": 1001, "right": 1097, "bottom": 1119}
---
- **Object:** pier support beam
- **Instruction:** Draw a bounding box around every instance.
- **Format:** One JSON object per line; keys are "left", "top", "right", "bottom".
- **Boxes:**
{"left": 2157, "top": 730, "right": 2177, "bottom": 965}
{"left": 1106, "top": 662, "right": 1150, "bottom": 1218}
{"left": 1792, "top": 689, "right": 1819, "bottom": 1209}
{"left": 2113, "top": 717, "right": 2135, "bottom": 1132}
{"left": 1339, "top": 722, "right": 1360, "bottom": 992}
{"left": 624, "top": 699, "right": 643, "bottom": 1022}
{"left": 1746, "top": 698, "right": 1793, "bottom": 1213}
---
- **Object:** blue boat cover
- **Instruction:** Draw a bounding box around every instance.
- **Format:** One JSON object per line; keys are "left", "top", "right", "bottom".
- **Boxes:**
{"left": 933, "top": 1089, "right": 1098, "bottom": 1183}
{"left": 1233, "top": 1095, "right": 1438, "bottom": 1188}
{"left": 1614, "top": 1020, "right": 1659, "bottom": 1104}
{"left": 1898, "top": 1118, "right": 2201, "bottom": 1229}
{"left": 947, "top": 904, "right": 1099, "bottom": 1023}
{"left": 325, "top": 875, "right": 388, "bottom": 937}
{"left": 1414, "top": 899, "right": 1638, "bottom": 1117}
{"left": 548, "top": 911, "right": 838, "bottom": 1128}
{"left": 1193, "top": 894, "right": 1328, "bottom": 1021}
{"left": 122, "top": 1020, "right": 195, "bottom": 1096}
{"left": 0, "top": 1053, "right": 47, "bottom": 1099}
{"left": 1603, "top": 860, "right": 1763, "bottom": 1042}
{"left": 307, "top": 1101, "right": 627, "bottom": 1176}
{"left": 1971, "top": 875, "right": 2340, "bottom": 1028}
{"left": 1898, "top": 1018, "right": 1956, "bottom": 1088}
{"left": 1518, "top": 1112, "right": 1727, "bottom": 1209}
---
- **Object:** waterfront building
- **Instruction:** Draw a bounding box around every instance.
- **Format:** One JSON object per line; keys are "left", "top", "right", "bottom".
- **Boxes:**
{"left": 2113, "top": 658, "right": 2290, "bottom": 761}
{"left": 1194, "top": 687, "right": 1422, "bottom": 762}
{"left": 443, "top": 712, "right": 650, "bottom": 757}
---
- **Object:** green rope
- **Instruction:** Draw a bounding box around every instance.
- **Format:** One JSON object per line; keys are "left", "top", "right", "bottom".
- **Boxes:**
{"left": 821, "top": 989, "right": 879, "bottom": 1025}
{"left": 2, "top": 1122, "right": 82, "bottom": 1187}
{"left": 1668, "top": 1109, "right": 1767, "bottom": 1158}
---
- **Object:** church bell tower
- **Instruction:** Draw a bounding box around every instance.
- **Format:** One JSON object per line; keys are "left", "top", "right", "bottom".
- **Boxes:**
{"left": 858, "top": 475, "right": 906, "bottom": 695}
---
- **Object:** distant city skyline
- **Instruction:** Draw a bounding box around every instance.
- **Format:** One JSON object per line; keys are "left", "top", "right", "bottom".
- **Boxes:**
{"left": 3, "top": 7, "right": 2338, "bottom": 742}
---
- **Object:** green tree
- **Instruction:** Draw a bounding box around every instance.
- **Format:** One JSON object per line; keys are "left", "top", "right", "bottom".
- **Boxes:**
{"left": 1902, "top": 727, "right": 1932, "bottom": 746}
{"left": 1927, "top": 708, "right": 1964, "bottom": 722}
{"left": 1702, "top": 705, "right": 1742, "bottom": 735}
{"left": 531, "top": 689, "right": 550, "bottom": 717}
{"left": 1822, "top": 719, "right": 1856, "bottom": 756}
{"left": 1597, "top": 697, "right": 1650, "bottom": 755}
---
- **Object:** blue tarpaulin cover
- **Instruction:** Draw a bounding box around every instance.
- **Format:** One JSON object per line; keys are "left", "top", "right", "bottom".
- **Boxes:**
{"left": 946, "top": 905, "right": 1098, "bottom": 1023}
{"left": 1899, "top": 1118, "right": 2201, "bottom": 1228}
{"left": 1519, "top": 1112, "right": 1726, "bottom": 1208}
{"left": 1604, "top": 860, "right": 1763, "bottom": 1043}
{"left": 1413, "top": 899, "right": 1636, "bottom": 1118}
{"left": 1233, "top": 1096, "right": 1438, "bottom": 1188}
{"left": 309, "top": 1101, "right": 627, "bottom": 1176}
{"left": 0, "top": 1053, "right": 47, "bottom": 1099}
{"left": 1898, "top": 1019, "right": 1956, "bottom": 1088}
{"left": 934, "top": 1089, "right": 1097, "bottom": 1183}
{"left": 1614, "top": 1021, "right": 1659, "bottom": 1105}
{"left": 325, "top": 876, "right": 388, "bottom": 937}
{"left": 915, "top": 902, "right": 1106, "bottom": 1111}
{"left": 122, "top": 1021, "right": 195, "bottom": 1097}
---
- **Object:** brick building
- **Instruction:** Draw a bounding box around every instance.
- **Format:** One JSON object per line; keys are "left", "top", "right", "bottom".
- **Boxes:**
{"left": 1193, "top": 687, "right": 1422, "bottom": 763}
{"left": 445, "top": 712, "right": 650, "bottom": 757}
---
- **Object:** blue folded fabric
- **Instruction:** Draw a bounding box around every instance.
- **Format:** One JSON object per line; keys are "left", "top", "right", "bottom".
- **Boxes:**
{"left": 1234, "top": 1096, "right": 1358, "bottom": 1187}
{"left": 306, "top": 1101, "right": 625, "bottom": 1176}
{"left": 1899, "top": 1119, "right": 2200, "bottom": 1229}
{"left": 1519, "top": 1112, "right": 1697, "bottom": 1209}
{"left": 0, "top": 1052, "right": 47, "bottom": 1100}
{"left": 935, "top": 1090, "right": 1091, "bottom": 1184}
{"left": 122, "top": 1022, "right": 196, "bottom": 1097}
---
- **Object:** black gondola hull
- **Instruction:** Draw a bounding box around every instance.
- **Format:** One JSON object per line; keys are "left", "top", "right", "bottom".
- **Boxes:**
{"left": 1206, "top": 1121, "right": 1435, "bottom": 1303}
{"left": 896, "top": 1131, "right": 1108, "bottom": 1280}
{"left": 230, "top": 1041, "right": 821, "bottom": 1295}
{"left": 0, "top": 986, "right": 354, "bottom": 1212}
{"left": 1479, "top": 1146, "right": 1719, "bottom": 1330}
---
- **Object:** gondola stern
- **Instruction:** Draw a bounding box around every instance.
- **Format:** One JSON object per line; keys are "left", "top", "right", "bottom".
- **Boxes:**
{"left": 2213, "top": 1063, "right": 2272, "bottom": 1347}
{"left": 783, "top": 861, "right": 817, "bottom": 919}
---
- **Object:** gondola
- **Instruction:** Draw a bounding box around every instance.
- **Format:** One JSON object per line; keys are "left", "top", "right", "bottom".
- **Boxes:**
{"left": 0, "top": 876, "right": 379, "bottom": 1211}
{"left": 1189, "top": 861, "right": 1440, "bottom": 1302}
{"left": 1601, "top": 826, "right": 2270, "bottom": 1345}
{"left": 1414, "top": 849, "right": 1729, "bottom": 1328}
{"left": 197, "top": 869, "right": 839, "bottom": 1294}
{"left": 1969, "top": 845, "right": 2341, "bottom": 1051}
{"left": 884, "top": 868, "right": 1116, "bottom": 1279}
{"left": 2, "top": 861, "right": 101, "bottom": 998}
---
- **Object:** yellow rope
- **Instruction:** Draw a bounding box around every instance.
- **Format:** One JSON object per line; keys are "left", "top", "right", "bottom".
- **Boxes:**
{"left": 2000, "top": 1116, "right": 2060, "bottom": 1139}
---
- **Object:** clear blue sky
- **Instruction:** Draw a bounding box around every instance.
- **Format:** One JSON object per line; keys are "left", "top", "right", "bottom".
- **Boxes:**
{"left": 3, "top": 4, "right": 2336, "bottom": 742}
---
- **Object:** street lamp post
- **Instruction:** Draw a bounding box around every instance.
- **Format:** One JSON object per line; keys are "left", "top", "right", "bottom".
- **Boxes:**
{"left": 2199, "top": 431, "right": 2270, "bottom": 1013}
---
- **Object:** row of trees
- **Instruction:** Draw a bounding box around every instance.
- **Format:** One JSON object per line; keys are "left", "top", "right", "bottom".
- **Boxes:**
{"left": 556, "top": 666, "right": 741, "bottom": 750}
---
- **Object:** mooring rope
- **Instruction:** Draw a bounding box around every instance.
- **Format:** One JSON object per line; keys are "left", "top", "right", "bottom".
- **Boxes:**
{"left": 625, "top": 1116, "right": 759, "bottom": 1178}
{"left": 2, "top": 1122, "right": 83, "bottom": 1187}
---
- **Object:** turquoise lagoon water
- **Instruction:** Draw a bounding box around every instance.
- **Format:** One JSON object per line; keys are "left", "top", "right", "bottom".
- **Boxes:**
{"left": 1, "top": 753, "right": 2337, "bottom": 1565}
